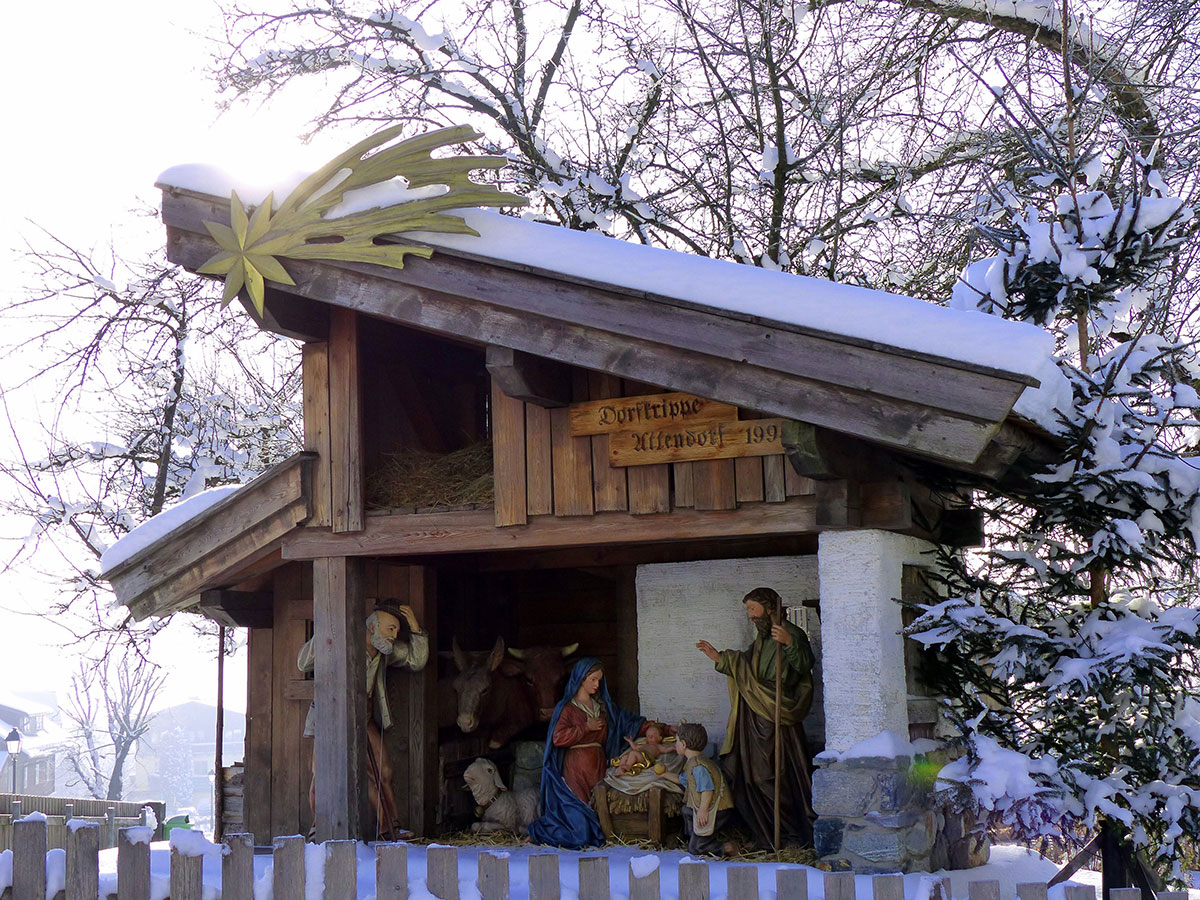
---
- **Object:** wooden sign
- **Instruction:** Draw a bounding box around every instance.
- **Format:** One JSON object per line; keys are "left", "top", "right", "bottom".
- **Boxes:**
{"left": 609, "top": 417, "right": 788, "bottom": 466}
{"left": 569, "top": 392, "right": 737, "bottom": 436}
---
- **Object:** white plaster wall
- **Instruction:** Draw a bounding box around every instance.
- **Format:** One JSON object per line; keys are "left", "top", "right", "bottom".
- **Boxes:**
{"left": 635, "top": 556, "right": 822, "bottom": 753}
{"left": 817, "top": 530, "right": 934, "bottom": 753}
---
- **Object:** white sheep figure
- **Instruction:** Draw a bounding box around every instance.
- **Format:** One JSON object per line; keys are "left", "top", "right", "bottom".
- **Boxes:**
{"left": 463, "top": 757, "right": 540, "bottom": 836}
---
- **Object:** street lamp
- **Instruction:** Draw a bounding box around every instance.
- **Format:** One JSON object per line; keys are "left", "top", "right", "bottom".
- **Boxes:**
{"left": 5, "top": 729, "right": 20, "bottom": 794}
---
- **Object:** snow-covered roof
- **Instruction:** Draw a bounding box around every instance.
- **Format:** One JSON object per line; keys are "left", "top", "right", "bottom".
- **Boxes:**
{"left": 100, "top": 485, "right": 241, "bottom": 576}
{"left": 156, "top": 163, "right": 1057, "bottom": 389}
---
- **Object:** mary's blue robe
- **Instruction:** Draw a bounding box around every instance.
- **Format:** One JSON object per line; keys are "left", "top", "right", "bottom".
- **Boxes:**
{"left": 526, "top": 658, "right": 645, "bottom": 849}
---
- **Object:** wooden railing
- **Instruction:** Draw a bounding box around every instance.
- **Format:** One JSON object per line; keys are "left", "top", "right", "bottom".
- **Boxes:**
{"left": 0, "top": 796, "right": 163, "bottom": 852}
{"left": 2, "top": 816, "right": 1193, "bottom": 900}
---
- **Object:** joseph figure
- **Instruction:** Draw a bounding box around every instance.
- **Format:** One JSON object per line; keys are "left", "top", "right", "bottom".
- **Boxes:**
{"left": 696, "top": 586, "right": 816, "bottom": 848}
{"left": 297, "top": 600, "right": 429, "bottom": 840}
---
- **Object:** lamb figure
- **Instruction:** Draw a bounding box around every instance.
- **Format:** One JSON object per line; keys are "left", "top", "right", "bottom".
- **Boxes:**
{"left": 463, "top": 757, "right": 540, "bottom": 836}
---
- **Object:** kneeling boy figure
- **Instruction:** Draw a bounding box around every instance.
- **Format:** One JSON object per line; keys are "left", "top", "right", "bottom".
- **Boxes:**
{"left": 670, "top": 722, "right": 734, "bottom": 856}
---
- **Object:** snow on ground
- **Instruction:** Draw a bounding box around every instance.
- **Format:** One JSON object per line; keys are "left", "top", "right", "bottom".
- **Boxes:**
{"left": 0, "top": 832, "right": 1162, "bottom": 900}
{"left": 99, "top": 484, "right": 240, "bottom": 574}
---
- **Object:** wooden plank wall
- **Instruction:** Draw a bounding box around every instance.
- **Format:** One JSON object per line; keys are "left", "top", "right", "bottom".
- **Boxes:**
{"left": 492, "top": 373, "right": 810, "bottom": 529}
{"left": 268, "top": 564, "right": 314, "bottom": 842}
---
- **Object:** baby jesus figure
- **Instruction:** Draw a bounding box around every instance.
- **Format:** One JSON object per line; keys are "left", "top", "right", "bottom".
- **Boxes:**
{"left": 612, "top": 722, "right": 672, "bottom": 775}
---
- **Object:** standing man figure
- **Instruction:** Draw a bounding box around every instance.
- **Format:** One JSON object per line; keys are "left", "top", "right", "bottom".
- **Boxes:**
{"left": 696, "top": 586, "right": 816, "bottom": 849}
{"left": 298, "top": 600, "right": 429, "bottom": 840}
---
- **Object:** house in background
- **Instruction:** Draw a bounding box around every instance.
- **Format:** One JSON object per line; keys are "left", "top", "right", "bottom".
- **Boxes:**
{"left": 129, "top": 701, "right": 245, "bottom": 829}
{"left": 0, "top": 690, "right": 61, "bottom": 796}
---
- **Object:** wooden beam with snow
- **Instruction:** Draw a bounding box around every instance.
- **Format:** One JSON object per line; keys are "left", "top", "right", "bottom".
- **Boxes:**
{"left": 161, "top": 187, "right": 1036, "bottom": 471}
{"left": 105, "top": 453, "right": 316, "bottom": 620}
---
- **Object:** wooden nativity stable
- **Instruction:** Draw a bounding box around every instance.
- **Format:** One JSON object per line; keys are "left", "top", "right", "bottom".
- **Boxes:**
{"left": 102, "top": 144, "right": 1060, "bottom": 872}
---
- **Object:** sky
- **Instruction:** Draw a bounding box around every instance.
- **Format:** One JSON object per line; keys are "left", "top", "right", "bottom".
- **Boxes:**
{"left": 0, "top": 0, "right": 343, "bottom": 718}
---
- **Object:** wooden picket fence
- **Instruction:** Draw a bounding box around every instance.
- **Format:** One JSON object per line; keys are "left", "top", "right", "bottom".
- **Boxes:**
{"left": 2, "top": 817, "right": 1193, "bottom": 900}
{"left": 0, "top": 798, "right": 158, "bottom": 853}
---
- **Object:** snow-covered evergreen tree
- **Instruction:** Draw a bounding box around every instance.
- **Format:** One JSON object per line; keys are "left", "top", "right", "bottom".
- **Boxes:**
{"left": 909, "top": 98, "right": 1200, "bottom": 876}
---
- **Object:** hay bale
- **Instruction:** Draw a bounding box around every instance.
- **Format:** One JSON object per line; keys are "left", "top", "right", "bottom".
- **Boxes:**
{"left": 367, "top": 442, "right": 494, "bottom": 510}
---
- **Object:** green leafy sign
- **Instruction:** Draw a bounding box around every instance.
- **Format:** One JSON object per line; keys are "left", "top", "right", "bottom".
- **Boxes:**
{"left": 199, "top": 124, "right": 528, "bottom": 314}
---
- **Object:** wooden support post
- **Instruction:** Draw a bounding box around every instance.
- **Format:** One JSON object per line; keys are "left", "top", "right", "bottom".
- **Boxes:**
{"left": 478, "top": 851, "right": 511, "bottom": 900}
{"left": 426, "top": 846, "right": 459, "bottom": 900}
{"left": 376, "top": 843, "right": 408, "bottom": 900}
{"left": 628, "top": 857, "right": 661, "bottom": 900}
{"left": 677, "top": 861, "right": 710, "bottom": 900}
{"left": 491, "top": 377, "right": 528, "bottom": 527}
{"left": 169, "top": 847, "right": 204, "bottom": 900}
{"left": 303, "top": 341, "right": 333, "bottom": 528}
{"left": 66, "top": 821, "right": 99, "bottom": 900}
{"left": 647, "top": 786, "right": 664, "bottom": 845}
{"left": 117, "top": 828, "right": 151, "bottom": 900}
{"left": 222, "top": 834, "right": 255, "bottom": 900}
{"left": 408, "top": 565, "right": 439, "bottom": 837}
{"left": 777, "top": 868, "right": 808, "bottom": 900}
{"left": 529, "top": 854, "right": 561, "bottom": 900}
{"left": 13, "top": 817, "right": 46, "bottom": 900}
{"left": 329, "top": 307, "right": 364, "bottom": 533}
{"left": 325, "top": 840, "right": 359, "bottom": 897}
{"left": 726, "top": 866, "right": 759, "bottom": 899}
{"left": 313, "top": 556, "right": 368, "bottom": 841}
{"left": 578, "top": 857, "right": 611, "bottom": 900}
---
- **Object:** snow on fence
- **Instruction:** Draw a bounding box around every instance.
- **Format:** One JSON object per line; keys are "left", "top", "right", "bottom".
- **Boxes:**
{"left": 0, "top": 797, "right": 160, "bottom": 853}
{"left": 1, "top": 818, "right": 1191, "bottom": 900}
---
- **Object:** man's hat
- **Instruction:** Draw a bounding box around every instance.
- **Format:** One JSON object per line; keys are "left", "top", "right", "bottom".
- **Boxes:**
{"left": 371, "top": 599, "right": 410, "bottom": 622}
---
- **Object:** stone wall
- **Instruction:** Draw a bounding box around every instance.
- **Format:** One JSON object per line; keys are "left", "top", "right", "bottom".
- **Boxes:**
{"left": 814, "top": 750, "right": 989, "bottom": 873}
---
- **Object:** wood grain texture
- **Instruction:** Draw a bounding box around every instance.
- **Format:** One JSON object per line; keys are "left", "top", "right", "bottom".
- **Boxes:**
{"left": 329, "top": 307, "right": 363, "bottom": 533}
{"left": 588, "top": 373, "right": 629, "bottom": 513}
{"left": 525, "top": 404, "right": 554, "bottom": 517}
{"left": 1017, "top": 885, "right": 1051, "bottom": 900}
{"left": 873, "top": 874, "right": 904, "bottom": 900}
{"left": 491, "top": 378, "right": 528, "bottom": 527}
{"left": 375, "top": 844, "right": 408, "bottom": 900}
{"left": 776, "top": 868, "right": 808, "bottom": 900}
{"left": 114, "top": 455, "right": 313, "bottom": 619}
{"left": 270, "top": 569, "right": 308, "bottom": 842}
{"left": 244, "top": 627, "right": 273, "bottom": 844}
{"left": 13, "top": 819, "right": 46, "bottom": 900}
{"left": 478, "top": 852, "right": 510, "bottom": 900}
{"left": 692, "top": 459, "right": 737, "bottom": 511}
{"left": 116, "top": 829, "right": 150, "bottom": 900}
{"left": 529, "top": 854, "right": 561, "bottom": 900}
{"left": 303, "top": 342, "right": 333, "bottom": 528}
{"left": 570, "top": 392, "right": 737, "bottom": 435}
{"left": 968, "top": 881, "right": 1002, "bottom": 900}
{"left": 735, "top": 457, "right": 766, "bottom": 503}
{"left": 578, "top": 857, "right": 611, "bottom": 900}
{"left": 66, "top": 822, "right": 99, "bottom": 900}
{"left": 672, "top": 462, "right": 695, "bottom": 508}
{"left": 169, "top": 848, "right": 204, "bottom": 900}
{"left": 312, "top": 556, "right": 367, "bottom": 840}
{"left": 408, "top": 565, "right": 440, "bottom": 836}
{"left": 763, "top": 455, "right": 787, "bottom": 502}
{"left": 285, "top": 501, "right": 820, "bottom": 559}
{"left": 550, "top": 407, "right": 595, "bottom": 517}
{"left": 325, "top": 841, "right": 359, "bottom": 898}
{"left": 824, "top": 872, "right": 855, "bottom": 900}
{"left": 486, "top": 346, "right": 572, "bottom": 407}
{"left": 221, "top": 835, "right": 255, "bottom": 900}
{"left": 677, "top": 861, "right": 710, "bottom": 900}
{"left": 272, "top": 836, "right": 305, "bottom": 900}
{"left": 726, "top": 867, "right": 758, "bottom": 900}
{"left": 427, "top": 846, "right": 460, "bottom": 900}
{"left": 628, "top": 858, "right": 660, "bottom": 900}
{"left": 163, "top": 221, "right": 1015, "bottom": 468}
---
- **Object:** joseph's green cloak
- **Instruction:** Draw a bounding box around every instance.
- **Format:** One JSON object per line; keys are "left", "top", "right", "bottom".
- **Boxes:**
{"left": 714, "top": 620, "right": 814, "bottom": 755}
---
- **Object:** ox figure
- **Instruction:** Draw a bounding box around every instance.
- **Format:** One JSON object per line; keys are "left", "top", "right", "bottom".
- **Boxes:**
{"left": 450, "top": 637, "right": 577, "bottom": 748}
{"left": 463, "top": 757, "right": 540, "bottom": 835}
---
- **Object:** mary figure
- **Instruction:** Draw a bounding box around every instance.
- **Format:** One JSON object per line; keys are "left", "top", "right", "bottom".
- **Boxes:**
{"left": 526, "top": 657, "right": 647, "bottom": 848}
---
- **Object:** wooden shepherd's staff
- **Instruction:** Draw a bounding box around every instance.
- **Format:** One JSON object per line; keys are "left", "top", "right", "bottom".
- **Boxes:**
{"left": 774, "top": 604, "right": 783, "bottom": 853}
